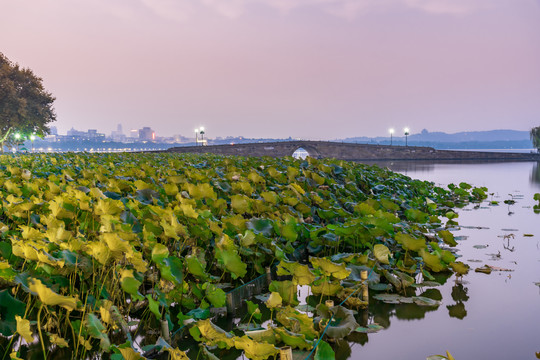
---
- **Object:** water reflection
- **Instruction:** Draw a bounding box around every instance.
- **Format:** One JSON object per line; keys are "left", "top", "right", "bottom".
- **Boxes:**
{"left": 447, "top": 283, "right": 469, "bottom": 320}
{"left": 530, "top": 162, "right": 540, "bottom": 186}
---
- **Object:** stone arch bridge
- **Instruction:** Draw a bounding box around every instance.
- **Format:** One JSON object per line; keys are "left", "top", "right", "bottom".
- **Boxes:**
{"left": 167, "top": 140, "right": 540, "bottom": 161}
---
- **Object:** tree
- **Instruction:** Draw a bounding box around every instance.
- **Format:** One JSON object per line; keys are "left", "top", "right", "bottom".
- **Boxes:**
{"left": 0, "top": 52, "right": 56, "bottom": 151}
{"left": 531, "top": 126, "right": 540, "bottom": 152}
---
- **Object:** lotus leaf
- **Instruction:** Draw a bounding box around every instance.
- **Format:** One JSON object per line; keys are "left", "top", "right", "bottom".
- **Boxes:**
{"left": 269, "top": 281, "right": 298, "bottom": 306}
{"left": 205, "top": 283, "right": 226, "bottom": 308}
{"left": 273, "top": 327, "right": 313, "bottom": 350}
{"left": 419, "top": 249, "right": 445, "bottom": 272}
{"left": 276, "top": 306, "right": 318, "bottom": 340}
{"left": 86, "top": 313, "right": 111, "bottom": 350}
{"left": 215, "top": 235, "right": 247, "bottom": 279}
{"left": 266, "top": 292, "right": 283, "bottom": 309}
{"left": 277, "top": 261, "right": 316, "bottom": 285}
{"left": 309, "top": 257, "right": 350, "bottom": 279}
{"left": 15, "top": 316, "right": 33, "bottom": 343}
{"left": 395, "top": 232, "right": 427, "bottom": 252}
{"left": 314, "top": 340, "right": 335, "bottom": 360}
{"left": 373, "top": 244, "right": 391, "bottom": 265}
{"left": 49, "top": 334, "right": 69, "bottom": 347}
{"left": 189, "top": 319, "right": 235, "bottom": 348}
{"left": 29, "top": 278, "right": 78, "bottom": 311}
{"left": 234, "top": 335, "right": 279, "bottom": 360}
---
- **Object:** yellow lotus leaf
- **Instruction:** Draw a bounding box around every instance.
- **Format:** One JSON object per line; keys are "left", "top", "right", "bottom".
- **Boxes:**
{"left": 48, "top": 199, "right": 74, "bottom": 219}
{"left": 29, "top": 278, "right": 78, "bottom": 311}
{"left": 4, "top": 180, "right": 22, "bottom": 196}
{"left": 9, "top": 352, "right": 23, "bottom": 360}
{"left": 309, "top": 257, "right": 350, "bottom": 280}
{"left": 49, "top": 334, "right": 69, "bottom": 347}
{"left": 78, "top": 336, "right": 92, "bottom": 351}
{"left": 165, "top": 348, "right": 190, "bottom": 360}
{"left": 5, "top": 194, "right": 22, "bottom": 204}
{"left": 118, "top": 347, "right": 145, "bottom": 360}
{"left": 46, "top": 224, "right": 73, "bottom": 244}
{"left": 89, "top": 187, "right": 106, "bottom": 199}
{"left": 86, "top": 241, "right": 111, "bottom": 265}
{"left": 126, "top": 250, "right": 148, "bottom": 273}
{"left": 100, "top": 303, "right": 117, "bottom": 329}
{"left": 19, "top": 225, "right": 44, "bottom": 240}
{"left": 373, "top": 244, "right": 391, "bottom": 265}
{"left": 16, "top": 202, "right": 34, "bottom": 211}
{"left": 234, "top": 335, "right": 279, "bottom": 360}
{"left": 163, "top": 183, "right": 178, "bottom": 196}
{"left": 15, "top": 316, "right": 33, "bottom": 343}
{"left": 37, "top": 251, "right": 65, "bottom": 268}
{"left": 266, "top": 292, "right": 283, "bottom": 309}
{"left": 180, "top": 203, "right": 199, "bottom": 219}
{"left": 160, "top": 214, "right": 187, "bottom": 238}
{"left": 277, "top": 261, "right": 316, "bottom": 285}
{"left": 191, "top": 319, "right": 235, "bottom": 348}
{"left": 101, "top": 233, "right": 131, "bottom": 254}
{"left": 95, "top": 198, "right": 124, "bottom": 216}
{"left": 0, "top": 261, "right": 11, "bottom": 270}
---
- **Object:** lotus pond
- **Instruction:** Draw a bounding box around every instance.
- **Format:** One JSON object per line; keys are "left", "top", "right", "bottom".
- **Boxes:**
{"left": 0, "top": 153, "right": 509, "bottom": 359}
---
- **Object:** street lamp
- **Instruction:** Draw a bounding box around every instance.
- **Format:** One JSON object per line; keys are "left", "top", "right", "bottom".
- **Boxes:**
{"left": 199, "top": 126, "right": 205, "bottom": 146}
{"left": 389, "top": 128, "right": 395, "bottom": 146}
{"left": 404, "top": 127, "right": 410, "bottom": 147}
{"left": 30, "top": 134, "right": 36, "bottom": 152}
{"left": 194, "top": 128, "right": 199, "bottom": 146}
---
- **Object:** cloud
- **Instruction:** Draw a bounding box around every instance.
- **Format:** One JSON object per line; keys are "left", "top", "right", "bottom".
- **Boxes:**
{"left": 139, "top": 0, "right": 195, "bottom": 22}
{"left": 139, "top": 0, "right": 495, "bottom": 21}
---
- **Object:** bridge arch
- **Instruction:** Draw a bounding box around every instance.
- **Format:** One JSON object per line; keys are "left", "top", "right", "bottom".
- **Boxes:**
{"left": 290, "top": 144, "right": 322, "bottom": 159}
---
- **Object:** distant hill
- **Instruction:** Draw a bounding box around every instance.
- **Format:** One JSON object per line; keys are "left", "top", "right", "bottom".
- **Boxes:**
{"left": 342, "top": 129, "right": 533, "bottom": 149}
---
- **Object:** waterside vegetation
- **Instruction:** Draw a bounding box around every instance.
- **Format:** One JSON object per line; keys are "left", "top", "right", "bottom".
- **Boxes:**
{"left": 0, "top": 153, "right": 488, "bottom": 359}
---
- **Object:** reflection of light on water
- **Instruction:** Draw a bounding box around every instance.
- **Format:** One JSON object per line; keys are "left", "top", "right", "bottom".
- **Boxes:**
{"left": 292, "top": 148, "right": 309, "bottom": 159}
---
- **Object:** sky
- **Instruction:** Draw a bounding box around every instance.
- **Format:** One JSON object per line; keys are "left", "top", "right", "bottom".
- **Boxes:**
{"left": 1, "top": 0, "right": 540, "bottom": 140}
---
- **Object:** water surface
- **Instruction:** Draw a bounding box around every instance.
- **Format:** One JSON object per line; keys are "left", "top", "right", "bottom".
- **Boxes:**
{"left": 348, "top": 161, "right": 540, "bottom": 359}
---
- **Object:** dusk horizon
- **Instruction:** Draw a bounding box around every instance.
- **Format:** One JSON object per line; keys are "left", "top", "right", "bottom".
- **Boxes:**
{"left": 2, "top": 0, "right": 539, "bottom": 140}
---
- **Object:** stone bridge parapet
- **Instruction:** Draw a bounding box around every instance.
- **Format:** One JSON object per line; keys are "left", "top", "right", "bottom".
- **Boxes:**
{"left": 167, "top": 141, "right": 540, "bottom": 161}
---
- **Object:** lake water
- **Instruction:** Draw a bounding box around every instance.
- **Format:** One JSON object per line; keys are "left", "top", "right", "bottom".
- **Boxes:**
{"left": 344, "top": 161, "right": 540, "bottom": 360}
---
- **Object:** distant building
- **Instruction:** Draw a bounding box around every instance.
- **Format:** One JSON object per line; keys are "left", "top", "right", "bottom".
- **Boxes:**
{"left": 111, "top": 123, "right": 126, "bottom": 142}
{"left": 139, "top": 127, "right": 156, "bottom": 141}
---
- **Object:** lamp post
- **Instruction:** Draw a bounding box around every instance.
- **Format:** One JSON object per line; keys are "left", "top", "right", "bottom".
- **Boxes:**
{"left": 199, "top": 126, "right": 205, "bottom": 146}
{"left": 30, "top": 134, "right": 36, "bottom": 152}
{"left": 14, "top": 133, "right": 21, "bottom": 152}
{"left": 404, "top": 127, "right": 410, "bottom": 147}
{"left": 194, "top": 128, "right": 199, "bottom": 146}
{"left": 389, "top": 128, "right": 394, "bottom": 146}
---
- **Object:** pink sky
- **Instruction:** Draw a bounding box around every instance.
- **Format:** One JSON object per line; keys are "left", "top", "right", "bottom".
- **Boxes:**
{"left": 2, "top": 0, "right": 540, "bottom": 140}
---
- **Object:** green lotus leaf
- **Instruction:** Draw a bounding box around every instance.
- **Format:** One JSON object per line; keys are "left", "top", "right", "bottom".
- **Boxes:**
{"left": 269, "top": 280, "right": 298, "bottom": 306}
{"left": 205, "top": 283, "right": 226, "bottom": 308}
{"left": 0, "top": 290, "right": 26, "bottom": 336}
{"left": 324, "top": 306, "right": 359, "bottom": 339}
{"left": 395, "top": 232, "right": 427, "bottom": 252}
{"left": 151, "top": 243, "right": 169, "bottom": 263}
{"left": 420, "top": 249, "right": 445, "bottom": 272}
{"left": 159, "top": 256, "right": 184, "bottom": 284}
{"left": 86, "top": 313, "right": 110, "bottom": 350}
{"left": 314, "top": 340, "right": 335, "bottom": 360}
{"left": 273, "top": 327, "right": 313, "bottom": 350}
{"left": 438, "top": 230, "right": 457, "bottom": 247}
{"left": 186, "top": 254, "right": 207, "bottom": 279}
{"left": 215, "top": 235, "right": 247, "bottom": 279}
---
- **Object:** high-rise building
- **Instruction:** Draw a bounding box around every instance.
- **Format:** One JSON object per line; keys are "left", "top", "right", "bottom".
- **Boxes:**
{"left": 139, "top": 127, "right": 156, "bottom": 141}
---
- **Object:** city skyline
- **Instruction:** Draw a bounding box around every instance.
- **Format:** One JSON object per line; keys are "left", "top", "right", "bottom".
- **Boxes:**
{"left": 2, "top": 1, "right": 540, "bottom": 139}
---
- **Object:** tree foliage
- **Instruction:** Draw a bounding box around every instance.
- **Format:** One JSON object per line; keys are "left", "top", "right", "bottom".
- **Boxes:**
{"left": 0, "top": 52, "right": 56, "bottom": 148}
{"left": 531, "top": 126, "right": 540, "bottom": 151}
